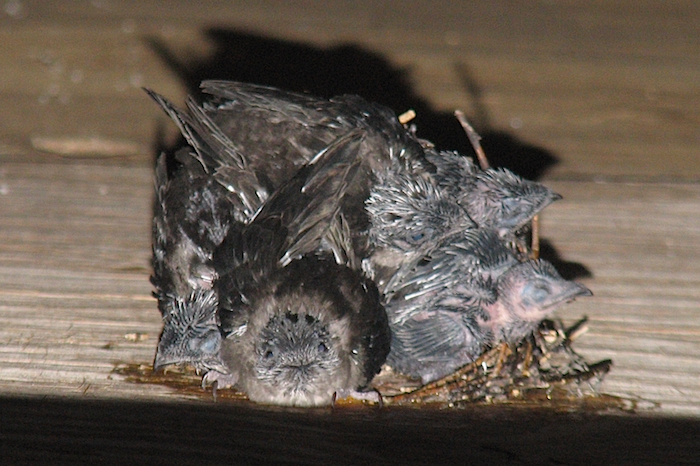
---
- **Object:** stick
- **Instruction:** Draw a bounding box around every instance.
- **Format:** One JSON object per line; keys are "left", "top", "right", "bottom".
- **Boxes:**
{"left": 454, "top": 110, "right": 490, "bottom": 169}
{"left": 531, "top": 215, "right": 540, "bottom": 259}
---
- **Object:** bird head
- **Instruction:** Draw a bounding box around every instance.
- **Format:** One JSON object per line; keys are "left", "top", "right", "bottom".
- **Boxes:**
{"left": 253, "top": 310, "right": 342, "bottom": 399}
{"left": 497, "top": 260, "right": 591, "bottom": 333}
{"left": 367, "top": 169, "right": 473, "bottom": 253}
{"left": 154, "top": 289, "right": 226, "bottom": 373}
{"left": 463, "top": 168, "right": 562, "bottom": 234}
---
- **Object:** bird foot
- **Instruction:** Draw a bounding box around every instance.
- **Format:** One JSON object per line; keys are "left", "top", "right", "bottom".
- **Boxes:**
{"left": 332, "top": 388, "right": 383, "bottom": 407}
{"left": 201, "top": 370, "right": 238, "bottom": 401}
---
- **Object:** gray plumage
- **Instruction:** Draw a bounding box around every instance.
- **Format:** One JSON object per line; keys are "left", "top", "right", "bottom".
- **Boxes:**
{"left": 364, "top": 166, "right": 476, "bottom": 291}
{"left": 426, "top": 148, "right": 561, "bottom": 235}
{"left": 151, "top": 150, "right": 234, "bottom": 373}
{"left": 198, "top": 80, "right": 431, "bottom": 180}
{"left": 461, "top": 167, "right": 562, "bottom": 235}
{"left": 146, "top": 86, "right": 393, "bottom": 405}
{"left": 201, "top": 130, "right": 390, "bottom": 406}
{"left": 145, "top": 88, "right": 268, "bottom": 223}
{"left": 387, "top": 258, "right": 591, "bottom": 384}
{"left": 424, "top": 149, "right": 479, "bottom": 197}
{"left": 146, "top": 80, "right": 575, "bottom": 395}
{"left": 197, "top": 81, "right": 438, "bottom": 273}
{"left": 154, "top": 288, "right": 225, "bottom": 373}
{"left": 383, "top": 228, "right": 519, "bottom": 322}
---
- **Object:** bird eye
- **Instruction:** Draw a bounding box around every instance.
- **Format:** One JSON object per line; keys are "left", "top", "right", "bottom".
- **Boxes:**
{"left": 523, "top": 282, "right": 550, "bottom": 303}
{"left": 196, "top": 332, "right": 219, "bottom": 353}
{"left": 317, "top": 342, "right": 328, "bottom": 353}
{"left": 264, "top": 349, "right": 274, "bottom": 359}
{"left": 410, "top": 232, "right": 425, "bottom": 242}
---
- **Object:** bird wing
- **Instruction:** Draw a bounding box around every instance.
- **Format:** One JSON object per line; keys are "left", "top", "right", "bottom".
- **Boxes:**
{"left": 150, "top": 153, "right": 170, "bottom": 299}
{"left": 151, "top": 151, "right": 226, "bottom": 299}
{"left": 145, "top": 88, "right": 267, "bottom": 222}
{"left": 388, "top": 309, "right": 483, "bottom": 382}
{"left": 322, "top": 212, "right": 361, "bottom": 270}
{"left": 385, "top": 229, "right": 511, "bottom": 325}
{"left": 201, "top": 81, "right": 355, "bottom": 168}
{"left": 202, "top": 80, "right": 432, "bottom": 177}
{"left": 247, "top": 130, "right": 365, "bottom": 267}
{"left": 450, "top": 229, "right": 519, "bottom": 279}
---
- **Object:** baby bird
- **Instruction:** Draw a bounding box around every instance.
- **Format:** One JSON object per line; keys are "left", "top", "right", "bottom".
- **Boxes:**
{"left": 483, "top": 260, "right": 592, "bottom": 345}
{"left": 387, "top": 256, "right": 591, "bottom": 384}
{"left": 146, "top": 81, "right": 573, "bottom": 394}
{"left": 151, "top": 149, "right": 235, "bottom": 373}
{"left": 365, "top": 166, "right": 476, "bottom": 292}
{"left": 460, "top": 168, "right": 562, "bottom": 236}
{"left": 154, "top": 288, "right": 224, "bottom": 373}
{"left": 203, "top": 131, "right": 391, "bottom": 406}
{"left": 146, "top": 86, "right": 393, "bottom": 404}
{"left": 383, "top": 228, "right": 519, "bottom": 323}
{"left": 213, "top": 256, "right": 389, "bottom": 406}
{"left": 365, "top": 148, "right": 561, "bottom": 290}
{"left": 426, "top": 149, "right": 561, "bottom": 236}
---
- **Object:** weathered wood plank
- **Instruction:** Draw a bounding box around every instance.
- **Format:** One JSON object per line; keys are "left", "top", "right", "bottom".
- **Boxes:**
{"left": 1, "top": 160, "right": 699, "bottom": 416}
{"left": 0, "top": 5, "right": 698, "bottom": 459}
{"left": 0, "top": 161, "right": 165, "bottom": 399}
{"left": 2, "top": 1, "right": 699, "bottom": 177}
{"left": 542, "top": 181, "right": 700, "bottom": 415}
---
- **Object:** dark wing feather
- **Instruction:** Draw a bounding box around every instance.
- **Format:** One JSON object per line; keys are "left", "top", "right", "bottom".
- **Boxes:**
{"left": 215, "top": 131, "right": 366, "bottom": 334}
{"left": 246, "top": 130, "right": 365, "bottom": 267}
{"left": 202, "top": 80, "right": 432, "bottom": 175}
{"left": 145, "top": 88, "right": 267, "bottom": 222}
{"left": 387, "top": 309, "right": 483, "bottom": 382}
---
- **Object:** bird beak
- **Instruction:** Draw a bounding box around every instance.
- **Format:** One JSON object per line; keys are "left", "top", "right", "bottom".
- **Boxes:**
{"left": 540, "top": 280, "right": 592, "bottom": 313}
{"left": 153, "top": 349, "right": 172, "bottom": 372}
{"left": 561, "top": 281, "right": 593, "bottom": 301}
{"left": 540, "top": 190, "right": 563, "bottom": 211}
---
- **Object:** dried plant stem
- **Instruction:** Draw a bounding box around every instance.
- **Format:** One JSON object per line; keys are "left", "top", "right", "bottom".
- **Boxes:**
{"left": 454, "top": 110, "right": 490, "bottom": 170}
{"left": 531, "top": 215, "right": 540, "bottom": 259}
{"left": 398, "top": 109, "right": 416, "bottom": 125}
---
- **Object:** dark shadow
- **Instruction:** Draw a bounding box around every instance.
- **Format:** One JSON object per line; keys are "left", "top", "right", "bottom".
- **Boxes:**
{"left": 1, "top": 395, "right": 698, "bottom": 465}
{"left": 146, "top": 29, "right": 558, "bottom": 179}
{"left": 452, "top": 62, "right": 558, "bottom": 180}
{"left": 145, "top": 28, "right": 584, "bottom": 281}
{"left": 539, "top": 239, "right": 593, "bottom": 280}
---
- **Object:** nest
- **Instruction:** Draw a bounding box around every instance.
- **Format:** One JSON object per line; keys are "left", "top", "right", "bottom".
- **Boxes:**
{"left": 376, "top": 317, "right": 613, "bottom": 408}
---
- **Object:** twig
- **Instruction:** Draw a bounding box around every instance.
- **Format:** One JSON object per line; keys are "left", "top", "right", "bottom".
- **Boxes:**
{"left": 398, "top": 109, "right": 416, "bottom": 125}
{"left": 531, "top": 215, "right": 540, "bottom": 259}
{"left": 454, "top": 110, "right": 490, "bottom": 169}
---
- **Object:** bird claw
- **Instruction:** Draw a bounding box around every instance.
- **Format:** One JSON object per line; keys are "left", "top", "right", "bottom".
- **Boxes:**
{"left": 332, "top": 388, "right": 383, "bottom": 407}
{"left": 201, "top": 370, "right": 238, "bottom": 401}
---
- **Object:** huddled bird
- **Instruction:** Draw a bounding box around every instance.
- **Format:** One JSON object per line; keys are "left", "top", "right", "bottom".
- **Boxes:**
{"left": 148, "top": 86, "right": 392, "bottom": 406}
{"left": 425, "top": 148, "right": 561, "bottom": 231}
{"left": 150, "top": 148, "right": 235, "bottom": 374}
{"left": 146, "top": 80, "right": 590, "bottom": 402}
{"left": 385, "top": 250, "right": 591, "bottom": 383}
{"left": 206, "top": 131, "right": 391, "bottom": 407}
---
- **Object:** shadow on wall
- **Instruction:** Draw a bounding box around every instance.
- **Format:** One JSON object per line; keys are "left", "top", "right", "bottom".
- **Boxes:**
{"left": 146, "top": 29, "right": 585, "bottom": 278}
{"left": 147, "top": 28, "right": 557, "bottom": 180}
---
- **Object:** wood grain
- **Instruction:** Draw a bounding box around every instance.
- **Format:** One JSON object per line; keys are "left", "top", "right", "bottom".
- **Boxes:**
{"left": 0, "top": 1, "right": 699, "bottom": 461}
